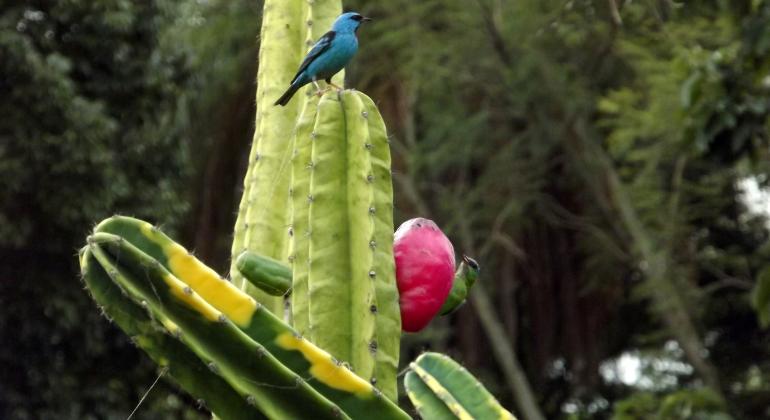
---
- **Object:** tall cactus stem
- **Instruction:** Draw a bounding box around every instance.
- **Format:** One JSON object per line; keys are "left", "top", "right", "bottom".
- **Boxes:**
{"left": 231, "top": 0, "right": 307, "bottom": 315}
{"left": 292, "top": 91, "right": 400, "bottom": 400}
{"left": 306, "top": 92, "right": 377, "bottom": 381}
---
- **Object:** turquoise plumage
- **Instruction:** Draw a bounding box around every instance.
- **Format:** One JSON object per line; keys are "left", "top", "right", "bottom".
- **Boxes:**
{"left": 274, "top": 12, "right": 371, "bottom": 106}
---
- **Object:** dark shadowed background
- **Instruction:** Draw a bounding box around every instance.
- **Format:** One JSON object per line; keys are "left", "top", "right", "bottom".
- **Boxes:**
{"left": 2, "top": 0, "right": 770, "bottom": 418}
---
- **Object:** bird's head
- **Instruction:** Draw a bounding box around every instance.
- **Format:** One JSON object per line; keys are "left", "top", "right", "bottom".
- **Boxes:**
{"left": 332, "top": 12, "right": 372, "bottom": 34}
{"left": 461, "top": 255, "right": 480, "bottom": 288}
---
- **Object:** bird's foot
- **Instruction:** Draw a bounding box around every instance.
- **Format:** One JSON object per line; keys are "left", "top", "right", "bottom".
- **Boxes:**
{"left": 327, "top": 81, "right": 344, "bottom": 91}
{"left": 315, "top": 87, "right": 332, "bottom": 97}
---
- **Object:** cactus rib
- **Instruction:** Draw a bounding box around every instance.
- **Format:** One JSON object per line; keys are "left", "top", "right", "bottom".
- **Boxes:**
{"left": 290, "top": 96, "right": 320, "bottom": 336}
{"left": 361, "top": 94, "right": 401, "bottom": 395}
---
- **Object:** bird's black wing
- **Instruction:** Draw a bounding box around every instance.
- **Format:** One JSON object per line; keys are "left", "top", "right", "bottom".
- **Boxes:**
{"left": 290, "top": 31, "right": 336, "bottom": 84}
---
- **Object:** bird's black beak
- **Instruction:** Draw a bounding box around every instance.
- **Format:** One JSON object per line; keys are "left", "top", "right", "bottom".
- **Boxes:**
{"left": 462, "top": 254, "right": 479, "bottom": 270}
{"left": 362, "top": 16, "right": 372, "bottom": 22}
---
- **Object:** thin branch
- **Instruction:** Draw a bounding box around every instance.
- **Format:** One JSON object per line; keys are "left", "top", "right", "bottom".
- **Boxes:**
{"left": 701, "top": 277, "right": 754, "bottom": 295}
{"left": 474, "top": 0, "right": 513, "bottom": 66}
{"left": 392, "top": 172, "right": 430, "bottom": 216}
{"left": 607, "top": 0, "right": 623, "bottom": 27}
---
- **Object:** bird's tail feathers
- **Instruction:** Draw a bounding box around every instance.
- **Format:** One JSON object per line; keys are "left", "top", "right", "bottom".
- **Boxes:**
{"left": 274, "top": 84, "right": 301, "bottom": 106}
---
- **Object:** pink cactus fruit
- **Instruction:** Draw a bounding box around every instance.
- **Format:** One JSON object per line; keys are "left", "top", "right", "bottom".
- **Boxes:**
{"left": 394, "top": 217, "right": 455, "bottom": 332}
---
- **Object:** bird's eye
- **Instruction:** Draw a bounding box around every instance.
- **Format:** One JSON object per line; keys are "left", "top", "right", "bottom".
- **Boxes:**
{"left": 351, "top": 14, "right": 363, "bottom": 21}
{"left": 464, "top": 256, "right": 479, "bottom": 271}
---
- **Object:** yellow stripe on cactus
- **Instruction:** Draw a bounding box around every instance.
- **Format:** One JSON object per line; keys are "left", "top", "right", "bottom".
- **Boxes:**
{"left": 164, "top": 273, "right": 222, "bottom": 322}
{"left": 275, "top": 332, "right": 374, "bottom": 397}
{"left": 140, "top": 223, "right": 258, "bottom": 326}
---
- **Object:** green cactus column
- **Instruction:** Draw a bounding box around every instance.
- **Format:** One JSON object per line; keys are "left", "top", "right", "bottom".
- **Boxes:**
{"left": 231, "top": 0, "right": 304, "bottom": 315}
{"left": 231, "top": 0, "right": 342, "bottom": 316}
{"left": 288, "top": 0, "right": 343, "bottom": 335}
{"left": 290, "top": 90, "right": 401, "bottom": 400}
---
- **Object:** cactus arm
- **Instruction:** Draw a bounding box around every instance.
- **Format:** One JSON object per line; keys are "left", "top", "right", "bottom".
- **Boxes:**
{"left": 290, "top": 96, "right": 320, "bottom": 336}
{"left": 92, "top": 216, "right": 411, "bottom": 420}
{"left": 88, "top": 233, "right": 348, "bottom": 420}
{"left": 410, "top": 363, "right": 474, "bottom": 420}
{"left": 404, "top": 371, "right": 456, "bottom": 420}
{"left": 231, "top": 0, "right": 308, "bottom": 315}
{"left": 306, "top": 91, "right": 378, "bottom": 384}
{"left": 360, "top": 94, "right": 401, "bottom": 398}
{"left": 80, "top": 247, "right": 269, "bottom": 420}
{"left": 406, "top": 352, "right": 515, "bottom": 420}
{"left": 235, "top": 251, "right": 292, "bottom": 296}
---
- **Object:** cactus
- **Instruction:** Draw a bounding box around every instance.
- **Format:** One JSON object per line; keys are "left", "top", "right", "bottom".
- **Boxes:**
{"left": 405, "top": 352, "right": 516, "bottom": 420}
{"left": 86, "top": 216, "right": 410, "bottom": 419}
{"left": 230, "top": 0, "right": 341, "bottom": 316}
{"left": 87, "top": 231, "right": 346, "bottom": 419}
{"left": 77, "top": 0, "right": 513, "bottom": 417}
{"left": 288, "top": 90, "right": 401, "bottom": 399}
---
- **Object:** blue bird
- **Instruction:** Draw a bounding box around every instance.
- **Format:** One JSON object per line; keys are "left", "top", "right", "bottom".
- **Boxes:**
{"left": 274, "top": 12, "right": 371, "bottom": 106}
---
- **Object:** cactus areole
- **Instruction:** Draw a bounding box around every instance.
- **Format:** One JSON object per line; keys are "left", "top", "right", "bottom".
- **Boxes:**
{"left": 394, "top": 218, "right": 455, "bottom": 332}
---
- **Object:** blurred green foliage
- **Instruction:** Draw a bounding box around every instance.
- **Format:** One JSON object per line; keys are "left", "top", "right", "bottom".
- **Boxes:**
{"left": 611, "top": 389, "right": 729, "bottom": 420}
{"left": 3, "top": 0, "right": 770, "bottom": 419}
{"left": 0, "top": 0, "right": 199, "bottom": 418}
